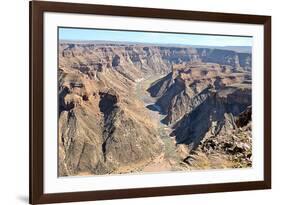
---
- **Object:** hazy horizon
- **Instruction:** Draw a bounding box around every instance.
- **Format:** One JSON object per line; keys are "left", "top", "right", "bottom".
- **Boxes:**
{"left": 59, "top": 27, "right": 253, "bottom": 47}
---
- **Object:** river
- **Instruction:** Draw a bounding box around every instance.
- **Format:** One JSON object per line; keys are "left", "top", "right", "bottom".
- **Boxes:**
{"left": 134, "top": 74, "right": 188, "bottom": 172}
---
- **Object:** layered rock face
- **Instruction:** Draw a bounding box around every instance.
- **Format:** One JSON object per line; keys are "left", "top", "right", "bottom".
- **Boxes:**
{"left": 149, "top": 63, "right": 251, "bottom": 125}
{"left": 147, "top": 62, "right": 252, "bottom": 168}
{"left": 59, "top": 41, "right": 252, "bottom": 176}
{"left": 171, "top": 87, "right": 251, "bottom": 145}
{"left": 58, "top": 44, "right": 164, "bottom": 176}
{"left": 60, "top": 43, "right": 251, "bottom": 79}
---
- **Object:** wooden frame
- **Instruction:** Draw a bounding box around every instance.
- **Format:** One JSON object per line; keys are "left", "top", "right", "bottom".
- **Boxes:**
{"left": 30, "top": 1, "right": 271, "bottom": 204}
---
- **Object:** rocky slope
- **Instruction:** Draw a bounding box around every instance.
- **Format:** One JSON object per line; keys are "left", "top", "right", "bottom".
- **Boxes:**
{"left": 149, "top": 63, "right": 251, "bottom": 125}
{"left": 184, "top": 106, "right": 252, "bottom": 169}
{"left": 58, "top": 41, "right": 252, "bottom": 176}
{"left": 147, "top": 62, "right": 252, "bottom": 169}
{"left": 58, "top": 44, "right": 164, "bottom": 176}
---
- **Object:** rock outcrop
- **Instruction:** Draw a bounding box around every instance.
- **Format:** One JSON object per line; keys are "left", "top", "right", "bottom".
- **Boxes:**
{"left": 58, "top": 52, "right": 162, "bottom": 176}
{"left": 171, "top": 87, "right": 251, "bottom": 147}
{"left": 146, "top": 61, "right": 252, "bottom": 169}
{"left": 148, "top": 63, "right": 251, "bottom": 125}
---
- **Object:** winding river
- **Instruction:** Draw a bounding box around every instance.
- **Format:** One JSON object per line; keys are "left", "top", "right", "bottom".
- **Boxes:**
{"left": 134, "top": 74, "right": 188, "bottom": 172}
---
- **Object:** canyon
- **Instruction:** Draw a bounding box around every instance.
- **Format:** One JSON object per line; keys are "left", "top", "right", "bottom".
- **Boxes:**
{"left": 58, "top": 41, "right": 252, "bottom": 176}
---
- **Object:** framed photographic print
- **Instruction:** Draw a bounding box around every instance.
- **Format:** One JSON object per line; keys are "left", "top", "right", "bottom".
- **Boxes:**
{"left": 29, "top": 1, "right": 271, "bottom": 204}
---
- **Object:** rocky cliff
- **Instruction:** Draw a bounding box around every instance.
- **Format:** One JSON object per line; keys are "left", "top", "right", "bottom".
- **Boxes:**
{"left": 147, "top": 62, "right": 252, "bottom": 169}
{"left": 60, "top": 42, "right": 251, "bottom": 78}
{"left": 149, "top": 63, "right": 251, "bottom": 125}
{"left": 58, "top": 45, "right": 163, "bottom": 175}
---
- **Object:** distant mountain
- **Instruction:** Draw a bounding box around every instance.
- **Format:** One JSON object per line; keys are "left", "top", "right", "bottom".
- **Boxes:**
{"left": 197, "top": 46, "right": 251, "bottom": 53}
{"left": 60, "top": 40, "right": 252, "bottom": 53}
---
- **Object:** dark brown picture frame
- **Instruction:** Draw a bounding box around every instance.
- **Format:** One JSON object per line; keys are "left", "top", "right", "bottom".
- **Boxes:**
{"left": 30, "top": 1, "right": 271, "bottom": 204}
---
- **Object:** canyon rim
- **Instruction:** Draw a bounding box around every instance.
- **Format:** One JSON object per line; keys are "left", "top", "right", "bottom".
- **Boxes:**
{"left": 58, "top": 28, "right": 252, "bottom": 177}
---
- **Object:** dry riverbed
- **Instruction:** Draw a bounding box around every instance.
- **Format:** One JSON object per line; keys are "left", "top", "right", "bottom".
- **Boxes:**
{"left": 134, "top": 75, "right": 190, "bottom": 173}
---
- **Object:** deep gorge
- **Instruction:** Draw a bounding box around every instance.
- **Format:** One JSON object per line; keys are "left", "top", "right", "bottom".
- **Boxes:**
{"left": 58, "top": 42, "right": 252, "bottom": 176}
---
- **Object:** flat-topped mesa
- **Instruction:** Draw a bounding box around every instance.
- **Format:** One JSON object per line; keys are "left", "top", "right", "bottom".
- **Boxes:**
{"left": 59, "top": 43, "right": 252, "bottom": 81}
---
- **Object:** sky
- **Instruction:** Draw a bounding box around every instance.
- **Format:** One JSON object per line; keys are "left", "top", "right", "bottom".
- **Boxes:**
{"left": 59, "top": 27, "right": 252, "bottom": 47}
